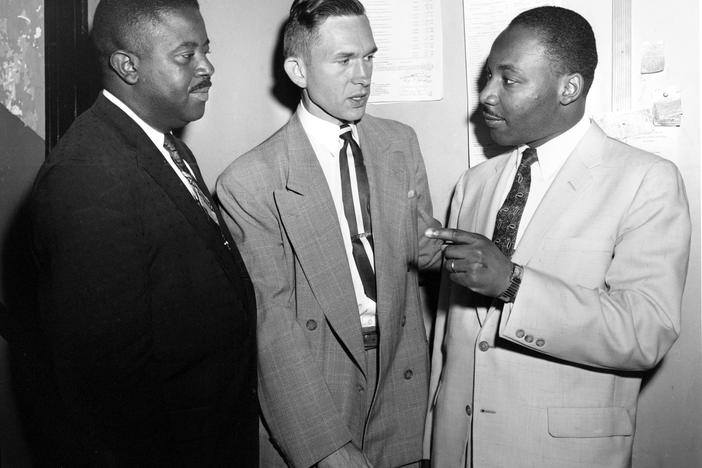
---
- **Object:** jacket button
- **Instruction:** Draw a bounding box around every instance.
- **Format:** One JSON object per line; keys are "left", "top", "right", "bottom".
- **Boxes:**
{"left": 535, "top": 339, "right": 545, "bottom": 347}
{"left": 357, "top": 384, "right": 364, "bottom": 393}
{"left": 404, "top": 369, "right": 413, "bottom": 380}
{"left": 515, "top": 329, "right": 525, "bottom": 338}
{"left": 401, "top": 315, "right": 407, "bottom": 327}
{"left": 465, "top": 405, "right": 472, "bottom": 416}
{"left": 478, "top": 341, "right": 489, "bottom": 352}
{"left": 306, "top": 320, "right": 317, "bottom": 331}
{"left": 525, "top": 335, "right": 534, "bottom": 343}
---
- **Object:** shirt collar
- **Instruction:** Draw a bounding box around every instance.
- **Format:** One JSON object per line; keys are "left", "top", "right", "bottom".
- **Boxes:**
{"left": 515, "top": 114, "right": 591, "bottom": 179}
{"left": 102, "top": 89, "right": 168, "bottom": 149}
{"left": 297, "top": 102, "right": 359, "bottom": 157}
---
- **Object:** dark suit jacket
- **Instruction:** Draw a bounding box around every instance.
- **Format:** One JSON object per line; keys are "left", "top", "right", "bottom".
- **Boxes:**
{"left": 30, "top": 94, "right": 257, "bottom": 467}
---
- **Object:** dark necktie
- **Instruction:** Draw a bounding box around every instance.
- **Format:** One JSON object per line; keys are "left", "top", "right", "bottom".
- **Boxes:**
{"left": 491, "top": 147, "right": 538, "bottom": 257}
{"left": 163, "top": 133, "right": 219, "bottom": 225}
{"left": 339, "top": 124, "right": 376, "bottom": 302}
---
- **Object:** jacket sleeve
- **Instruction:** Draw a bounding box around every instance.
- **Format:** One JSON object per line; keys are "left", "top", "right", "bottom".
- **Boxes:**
{"left": 32, "top": 162, "right": 167, "bottom": 464}
{"left": 217, "top": 165, "right": 352, "bottom": 468}
{"left": 406, "top": 126, "right": 443, "bottom": 272}
{"left": 499, "top": 159, "right": 691, "bottom": 371}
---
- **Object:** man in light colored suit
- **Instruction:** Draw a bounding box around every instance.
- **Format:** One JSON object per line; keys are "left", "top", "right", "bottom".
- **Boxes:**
{"left": 424, "top": 6, "right": 690, "bottom": 468}
{"left": 216, "top": 1, "right": 442, "bottom": 467}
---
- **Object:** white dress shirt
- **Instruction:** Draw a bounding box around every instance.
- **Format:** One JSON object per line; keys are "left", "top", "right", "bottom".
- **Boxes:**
{"left": 102, "top": 90, "right": 198, "bottom": 199}
{"left": 496, "top": 115, "right": 592, "bottom": 246}
{"left": 297, "top": 103, "right": 377, "bottom": 328}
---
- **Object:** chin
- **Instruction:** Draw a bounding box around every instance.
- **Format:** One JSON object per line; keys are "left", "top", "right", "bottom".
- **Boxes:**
{"left": 489, "top": 130, "right": 517, "bottom": 147}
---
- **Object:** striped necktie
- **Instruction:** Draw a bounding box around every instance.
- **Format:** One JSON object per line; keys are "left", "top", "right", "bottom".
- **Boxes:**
{"left": 339, "top": 124, "right": 376, "bottom": 302}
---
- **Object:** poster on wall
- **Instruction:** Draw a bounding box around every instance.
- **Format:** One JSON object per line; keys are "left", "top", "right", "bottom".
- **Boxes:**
{"left": 364, "top": 0, "right": 443, "bottom": 103}
{"left": 0, "top": 0, "right": 44, "bottom": 138}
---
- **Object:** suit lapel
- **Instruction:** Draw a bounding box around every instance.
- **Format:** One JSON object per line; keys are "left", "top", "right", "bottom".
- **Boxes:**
{"left": 274, "top": 114, "right": 367, "bottom": 371}
{"left": 94, "top": 96, "right": 248, "bottom": 290}
{"left": 512, "top": 124, "right": 607, "bottom": 265}
{"left": 355, "top": 120, "right": 407, "bottom": 350}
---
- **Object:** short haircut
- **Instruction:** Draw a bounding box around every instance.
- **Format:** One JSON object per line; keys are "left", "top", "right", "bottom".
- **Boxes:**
{"left": 509, "top": 6, "right": 598, "bottom": 95}
{"left": 92, "top": 0, "right": 200, "bottom": 62}
{"left": 283, "top": 0, "right": 365, "bottom": 59}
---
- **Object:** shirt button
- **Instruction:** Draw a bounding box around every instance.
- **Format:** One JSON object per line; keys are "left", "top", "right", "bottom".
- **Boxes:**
{"left": 404, "top": 369, "right": 414, "bottom": 380}
{"left": 306, "top": 320, "right": 317, "bottom": 331}
{"left": 408, "top": 190, "right": 416, "bottom": 198}
{"left": 525, "top": 335, "right": 534, "bottom": 343}
{"left": 515, "top": 329, "right": 525, "bottom": 338}
{"left": 478, "top": 341, "right": 489, "bottom": 352}
{"left": 465, "top": 405, "right": 472, "bottom": 416}
{"left": 401, "top": 315, "right": 407, "bottom": 327}
{"left": 535, "top": 339, "right": 545, "bottom": 347}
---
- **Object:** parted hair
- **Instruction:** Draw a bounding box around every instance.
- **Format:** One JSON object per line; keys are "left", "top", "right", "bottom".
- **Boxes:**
{"left": 510, "top": 6, "right": 598, "bottom": 95}
{"left": 283, "top": 0, "right": 365, "bottom": 58}
{"left": 92, "top": 0, "right": 200, "bottom": 62}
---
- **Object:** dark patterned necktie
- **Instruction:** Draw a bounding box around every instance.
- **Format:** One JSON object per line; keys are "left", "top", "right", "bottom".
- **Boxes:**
{"left": 339, "top": 124, "right": 376, "bottom": 302}
{"left": 492, "top": 147, "right": 538, "bottom": 257}
{"left": 163, "top": 133, "right": 219, "bottom": 225}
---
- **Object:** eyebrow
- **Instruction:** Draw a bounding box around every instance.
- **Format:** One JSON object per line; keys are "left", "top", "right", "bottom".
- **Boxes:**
{"left": 176, "top": 38, "right": 209, "bottom": 49}
{"left": 496, "top": 64, "right": 520, "bottom": 73}
{"left": 333, "top": 46, "right": 378, "bottom": 58}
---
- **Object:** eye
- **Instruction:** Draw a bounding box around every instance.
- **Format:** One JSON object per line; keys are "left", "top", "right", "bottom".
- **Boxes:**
{"left": 365, "top": 54, "right": 374, "bottom": 62}
{"left": 503, "top": 77, "right": 516, "bottom": 85}
{"left": 339, "top": 57, "right": 350, "bottom": 65}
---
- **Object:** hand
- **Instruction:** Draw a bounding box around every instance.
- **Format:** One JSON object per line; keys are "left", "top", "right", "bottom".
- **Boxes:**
{"left": 318, "top": 442, "right": 373, "bottom": 468}
{"left": 425, "top": 228, "right": 512, "bottom": 297}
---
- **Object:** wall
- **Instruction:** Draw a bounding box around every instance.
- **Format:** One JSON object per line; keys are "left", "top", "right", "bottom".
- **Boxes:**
{"left": 0, "top": 0, "right": 46, "bottom": 466}
{"left": 629, "top": 1, "right": 702, "bottom": 466}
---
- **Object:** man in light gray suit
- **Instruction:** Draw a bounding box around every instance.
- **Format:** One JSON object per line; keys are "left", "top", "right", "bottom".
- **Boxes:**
{"left": 216, "top": 1, "right": 442, "bottom": 466}
{"left": 424, "top": 6, "right": 690, "bottom": 468}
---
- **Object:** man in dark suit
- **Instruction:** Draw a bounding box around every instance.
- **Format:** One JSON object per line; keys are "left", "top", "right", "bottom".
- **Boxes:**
{"left": 217, "top": 1, "right": 443, "bottom": 467}
{"left": 30, "top": 0, "right": 257, "bottom": 465}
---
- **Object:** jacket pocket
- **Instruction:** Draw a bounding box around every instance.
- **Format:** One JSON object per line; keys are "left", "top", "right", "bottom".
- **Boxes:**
{"left": 547, "top": 407, "right": 633, "bottom": 438}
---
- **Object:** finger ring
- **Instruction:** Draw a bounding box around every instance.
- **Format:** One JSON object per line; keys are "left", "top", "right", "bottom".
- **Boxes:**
{"left": 449, "top": 259, "right": 456, "bottom": 273}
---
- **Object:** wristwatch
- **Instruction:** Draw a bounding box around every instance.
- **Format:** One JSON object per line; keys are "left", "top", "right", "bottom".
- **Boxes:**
{"left": 497, "top": 262, "right": 524, "bottom": 303}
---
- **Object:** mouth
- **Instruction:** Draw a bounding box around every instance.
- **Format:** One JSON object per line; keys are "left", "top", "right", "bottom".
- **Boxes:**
{"left": 189, "top": 79, "right": 212, "bottom": 101}
{"left": 348, "top": 92, "right": 369, "bottom": 107}
{"left": 482, "top": 109, "right": 505, "bottom": 127}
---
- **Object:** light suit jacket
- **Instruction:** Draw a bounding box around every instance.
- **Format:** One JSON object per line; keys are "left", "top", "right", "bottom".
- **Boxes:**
{"left": 425, "top": 123, "right": 691, "bottom": 468}
{"left": 217, "top": 111, "right": 442, "bottom": 468}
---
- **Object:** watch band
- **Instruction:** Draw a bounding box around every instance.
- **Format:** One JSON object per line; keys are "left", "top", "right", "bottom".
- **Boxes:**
{"left": 497, "top": 262, "right": 524, "bottom": 303}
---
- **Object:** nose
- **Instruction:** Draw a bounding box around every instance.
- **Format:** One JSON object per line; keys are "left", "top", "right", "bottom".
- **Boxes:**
{"left": 479, "top": 78, "right": 497, "bottom": 107}
{"left": 352, "top": 59, "right": 372, "bottom": 86}
{"left": 197, "top": 53, "right": 215, "bottom": 77}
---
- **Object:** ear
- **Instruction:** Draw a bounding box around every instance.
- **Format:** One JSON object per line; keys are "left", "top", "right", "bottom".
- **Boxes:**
{"left": 284, "top": 56, "right": 307, "bottom": 89}
{"left": 560, "top": 73, "right": 584, "bottom": 105}
{"left": 109, "top": 50, "right": 140, "bottom": 85}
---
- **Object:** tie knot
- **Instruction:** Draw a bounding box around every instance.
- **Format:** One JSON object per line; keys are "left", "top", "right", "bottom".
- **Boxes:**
{"left": 521, "top": 147, "right": 538, "bottom": 167}
{"left": 163, "top": 133, "right": 177, "bottom": 153}
{"left": 339, "top": 124, "right": 353, "bottom": 142}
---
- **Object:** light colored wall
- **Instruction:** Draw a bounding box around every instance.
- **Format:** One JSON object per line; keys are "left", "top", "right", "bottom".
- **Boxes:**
{"left": 629, "top": 1, "right": 702, "bottom": 466}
